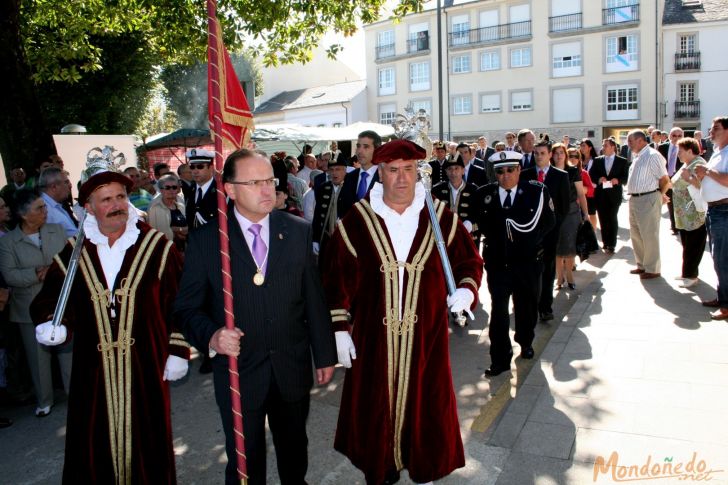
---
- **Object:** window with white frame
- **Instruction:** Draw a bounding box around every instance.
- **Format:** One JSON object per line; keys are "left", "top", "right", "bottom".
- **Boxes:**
{"left": 378, "top": 67, "right": 395, "bottom": 96}
{"left": 510, "top": 46, "right": 532, "bottom": 68}
{"left": 678, "top": 34, "right": 696, "bottom": 54}
{"left": 451, "top": 14, "right": 470, "bottom": 46}
{"left": 479, "top": 9, "right": 499, "bottom": 41}
{"left": 679, "top": 82, "right": 697, "bottom": 102}
{"left": 511, "top": 90, "right": 533, "bottom": 111}
{"left": 480, "top": 50, "right": 500, "bottom": 71}
{"left": 606, "top": 83, "right": 638, "bottom": 120}
{"left": 410, "top": 99, "right": 432, "bottom": 115}
{"left": 606, "top": 34, "right": 638, "bottom": 72}
{"left": 606, "top": 0, "right": 635, "bottom": 7}
{"left": 452, "top": 95, "right": 472, "bottom": 115}
{"left": 409, "top": 61, "right": 430, "bottom": 91}
{"left": 480, "top": 93, "right": 501, "bottom": 113}
{"left": 376, "top": 31, "right": 395, "bottom": 58}
{"left": 552, "top": 41, "right": 582, "bottom": 77}
{"left": 509, "top": 4, "right": 530, "bottom": 23}
{"left": 551, "top": 0, "right": 580, "bottom": 16}
{"left": 379, "top": 103, "right": 397, "bottom": 125}
{"left": 452, "top": 55, "right": 471, "bottom": 73}
{"left": 408, "top": 22, "right": 430, "bottom": 52}
{"left": 552, "top": 87, "right": 582, "bottom": 123}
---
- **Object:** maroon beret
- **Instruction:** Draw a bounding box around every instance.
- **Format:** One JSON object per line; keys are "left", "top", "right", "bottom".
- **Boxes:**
{"left": 371, "top": 139, "right": 427, "bottom": 165}
{"left": 78, "top": 171, "right": 134, "bottom": 205}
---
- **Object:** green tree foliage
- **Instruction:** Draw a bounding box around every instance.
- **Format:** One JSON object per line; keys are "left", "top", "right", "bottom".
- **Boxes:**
{"left": 0, "top": 0, "right": 424, "bottom": 175}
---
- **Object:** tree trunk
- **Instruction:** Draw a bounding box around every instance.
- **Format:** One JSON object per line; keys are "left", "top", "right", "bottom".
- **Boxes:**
{"left": 0, "top": 0, "right": 55, "bottom": 179}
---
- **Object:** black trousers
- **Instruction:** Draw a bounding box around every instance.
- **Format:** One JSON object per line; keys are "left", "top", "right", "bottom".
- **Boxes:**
{"left": 667, "top": 188, "right": 677, "bottom": 232}
{"left": 215, "top": 371, "right": 311, "bottom": 485}
{"left": 596, "top": 198, "right": 621, "bottom": 248}
{"left": 680, "top": 224, "right": 708, "bottom": 278}
{"left": 486, "top": 262, "right": 542, "bottom": 366}
{"left": 539, "top": 220, "right": 561, "bottom": 315}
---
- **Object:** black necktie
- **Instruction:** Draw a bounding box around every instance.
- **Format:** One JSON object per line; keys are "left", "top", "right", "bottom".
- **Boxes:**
{"left": 62, "top": 203, "right": 79, "bottom": 228}
{"left": 503, "top": 189, "right": 512, "bottom": 209}
{"left": 196, "top": 187, "right": 203, "bottom": 205}
{"left": 523, "top": 154, "right": 529, "bottom": 168}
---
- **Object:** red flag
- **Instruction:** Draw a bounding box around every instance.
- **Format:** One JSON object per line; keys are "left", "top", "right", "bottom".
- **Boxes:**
{"left": 208, "top": 17, "right": 254, "bottom": 149}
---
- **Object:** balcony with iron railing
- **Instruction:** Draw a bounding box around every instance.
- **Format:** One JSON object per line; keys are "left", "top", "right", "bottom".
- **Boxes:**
{"left": 375, "top": 43, "right": 395, "bottom": 60}
{"left": 407, "top": 33, "right": 430, "bottom": 53}
{"left": 674, "top": 100, "right": 700, "bottom": 119}
{"left": 448, "top": 20, "right": 531, "bottom": 48}
{"left": 602, "top": 2, "right": 640, "bottom": 25}
{"left": 675, "top": 51, "right": 701, "bottom": 71}
{"left": 549, "top": 13, "right": 583, "bottom": 32}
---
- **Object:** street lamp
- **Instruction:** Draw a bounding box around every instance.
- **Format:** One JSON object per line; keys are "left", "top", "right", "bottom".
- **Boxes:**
{"left": 60, "top": 124, "right": 87, "bottom": 134}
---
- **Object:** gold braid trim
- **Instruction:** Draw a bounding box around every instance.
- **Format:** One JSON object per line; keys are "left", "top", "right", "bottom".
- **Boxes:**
{"left": 356, "top": 200, "right": 440, "bottom": 470}
{"left": 447, "top": 210, "right": 458, "bottom": 246}
{"left": 157, "top": 237, "right": 172, "bottom": 280}
{"left": 77, "top": 229, "right": 162, "bottom": 485}
{"left": 54, "top": 255, "right": 68, "bottom": 276}
{"left": 336, "top": 220, "right": 357, "bottom": 258}
{"left": 330, "top": 309, "right": 348, "bottom": 316}
{"left": 169, "top": 339, "right": 191, "bottom": 348}
{"left": 459, "top": 277, "right": 479, "bottom": 294}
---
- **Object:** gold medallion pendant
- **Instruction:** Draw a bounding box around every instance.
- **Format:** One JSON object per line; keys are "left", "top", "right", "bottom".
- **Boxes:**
{"left": 253, "top": 271, "right": 265, "bottom": 286}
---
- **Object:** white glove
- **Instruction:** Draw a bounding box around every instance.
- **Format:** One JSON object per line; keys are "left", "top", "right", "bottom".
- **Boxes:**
{"left": 312, "top": 242, "right": 320, "bottom": 255}
{"left": 462, "top": 220, "right": 473, "bottom": 233}
{"left": 335, "top": 331, "right": 356, "bottom": 368}
{"left": 447, "top": 288, "right": 475, "bottom": 320}
{"left": 36, "top": 321, "right": 67, "bottom": 346}
{"left": 163, "top": 355, "right": 189, "bottom": 381}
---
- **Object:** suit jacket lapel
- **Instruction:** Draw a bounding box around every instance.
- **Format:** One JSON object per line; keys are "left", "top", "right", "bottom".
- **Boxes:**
{"left": 267, "top": 210, "right": 288, "bottom": 273}
{"left": 228, "top": 208, "right": 257, "bottom": 272}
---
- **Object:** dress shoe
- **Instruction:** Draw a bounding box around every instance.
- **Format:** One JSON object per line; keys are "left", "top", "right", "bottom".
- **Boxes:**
{"left": 520, "top": 347, "right": 535, "bottom": 359}
{"left": 567, "top": 283, "right": 576, "bottom": 290}
{"left": 484, "top": 363, "right": 511, "bottom": 377}
{"left": 630, "top": 268, "right": 645, "bottom": 275}
{"left": 604, "top": 246, "right": 615, "bottom": 254}
{"left": 702, "top": 298, "right": 721, "bottom": 308}
{"left": 539, "top": 312, "right": 554, "bottom": 322}
{"left": 640, "top": 272, "right": 661, "bottom": 280}
{"left": 381, "top": 470, "right": 400, "bottom": 485}
{"left": 199, "top": 357, "right": 213, "bottom": 374}
{"left": 710, "top": 308, "right": 728, "bottom": 321}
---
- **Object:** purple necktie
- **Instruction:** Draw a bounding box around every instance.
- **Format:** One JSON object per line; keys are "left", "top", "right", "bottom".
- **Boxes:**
{"left": 248, "top": 224, "right": 267, "bottom": 275}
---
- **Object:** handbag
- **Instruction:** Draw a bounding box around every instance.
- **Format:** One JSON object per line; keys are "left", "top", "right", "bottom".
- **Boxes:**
{"left": 576, "top": 220, "right": 599, "bottom": 261}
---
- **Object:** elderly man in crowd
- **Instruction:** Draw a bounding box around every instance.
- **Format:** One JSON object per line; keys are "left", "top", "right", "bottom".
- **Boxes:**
{"left": 658, "top": 127, "right": 685, "bottom": 234}
{"left": 38, "top": 167, "right": 78, "bottom": 237}
{"left": 695, "top": 116, "right": 728, "bottom": 320}
{"left": 625, "top": 129, "right": 671, "bottom": 279}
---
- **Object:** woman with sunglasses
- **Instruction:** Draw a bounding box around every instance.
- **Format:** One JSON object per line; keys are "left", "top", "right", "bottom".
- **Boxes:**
{"left": 551, "top": 144, "right": 589, "bottom": 290}
{"left": 148, "top": 173, "right": 188, "bottom": 251}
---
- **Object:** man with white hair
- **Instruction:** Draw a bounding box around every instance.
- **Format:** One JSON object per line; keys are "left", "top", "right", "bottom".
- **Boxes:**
{"left": 32, "top": 164, "right": 189, "bottom": 484}
{"left": 658, "top": 126, "right": 685, "bottom": 233}
{"left": 322, "top": 139, "right": 483, "bottom": 485}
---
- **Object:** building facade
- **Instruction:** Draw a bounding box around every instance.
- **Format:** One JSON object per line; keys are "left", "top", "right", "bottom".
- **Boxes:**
{"left": 365, "top": 0, "right": 662, "bottom": 145}
{"left": 661, "top": 0, "right": 728, "bottom": 133}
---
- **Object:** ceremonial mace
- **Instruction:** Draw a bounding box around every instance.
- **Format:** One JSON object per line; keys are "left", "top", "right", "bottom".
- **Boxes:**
{"left": 393, "top": 108, "right": 469, "bottom": 327}
{"left": 50, "top": 146, "right": 125, "bottom": 340}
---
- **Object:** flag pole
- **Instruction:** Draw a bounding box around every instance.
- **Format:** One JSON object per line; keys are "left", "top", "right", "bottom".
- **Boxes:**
{"left": 207, "top": 0, "right": 248, "bottom": 483}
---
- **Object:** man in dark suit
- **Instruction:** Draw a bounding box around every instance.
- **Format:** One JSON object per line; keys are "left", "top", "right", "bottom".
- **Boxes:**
{"left": 432, "top": 157, "right": 480, "bottom": 243}
{"left": 456, "top": 142, "right": 488, "bottom": 187}
{"left": 185, "top": 148, "right": 218, "bottom": 230}
{"left": 475, "top": 136, "right": 495, "bottom": 162}
{"left": 520, "top": 140, "right": 570, "bottom": 321}
{"left": 177, "top": 163, "right": 195, "bottom": 203}
{"left": 312, "top": 155, "right": 347, "bottom": 257}
{"left": 517, "top": 129, "right": 537, "bottom": 169}
{"left": 590, "top": 138, "right": 629, "bottom": 252}
{"left": 658, "top": 127, "right": 684, "bottom": 233}
{"left": 175, "top": 149, "right": 337, "bottom": 485}
{"left": 474, "top": 152, "right": 555, "bottom": 376}
{"left": 339, "top": 130, "right": 382, "bottom": 217}
{"left": 428, "top": 140, "right": 451, "bottom": 185}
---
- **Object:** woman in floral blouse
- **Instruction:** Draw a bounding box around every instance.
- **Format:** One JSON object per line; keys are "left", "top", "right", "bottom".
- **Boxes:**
{"left": 671, "top": 137, "right": 708, "bottom": 288}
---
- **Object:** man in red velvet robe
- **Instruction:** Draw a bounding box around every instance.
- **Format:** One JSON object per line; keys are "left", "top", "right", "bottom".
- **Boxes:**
{"left": 31, "top": 169, "right": 189, "bottom": 485}
{"left": 322, "top": 139, "right": 483, "bottom": 484}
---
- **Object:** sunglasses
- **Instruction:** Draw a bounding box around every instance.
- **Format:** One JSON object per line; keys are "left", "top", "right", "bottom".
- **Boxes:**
{"left": 161, "top": 185, "right": 179, "bottom": 190}
{"left": 495, "top": 167, "right": 518, "bottom": 175}
{"left": 190, "top": 163, "right": 211, "bottom": 170}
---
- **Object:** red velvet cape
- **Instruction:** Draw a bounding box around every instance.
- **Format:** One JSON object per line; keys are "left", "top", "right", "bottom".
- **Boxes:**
{"left": 322, "top": 198, "right": 483, "bottom": 484}
{"left": 31, "top": 222, "right": 188, "bottom": 484}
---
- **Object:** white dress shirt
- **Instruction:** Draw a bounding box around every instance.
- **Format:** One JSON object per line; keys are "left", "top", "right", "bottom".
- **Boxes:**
{"left": 701, "top": 145, "right": 728, "bottom": 202}
{"left": 498, "top": 186, "right": 518, "bottom": 206}
{"left": 357, "top": 165, "right": 378, "bottom": 191}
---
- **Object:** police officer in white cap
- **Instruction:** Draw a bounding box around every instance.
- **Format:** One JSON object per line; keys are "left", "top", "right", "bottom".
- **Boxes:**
{"left": 474, "top": 151, "right": 556, "bottom": 377}
{"left": 185, "top": 148, "right": 218, "bottom": 231}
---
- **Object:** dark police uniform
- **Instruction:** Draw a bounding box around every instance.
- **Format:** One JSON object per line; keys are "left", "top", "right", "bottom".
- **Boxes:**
{"left": 474, "top": 180, "right": 555, "bottom": 373}
{"left": 432, "top": 180, "right": 480, "bottom": 243}
{"left": 429, "top": 156, "right": 450, "bottom": 186}
{"left": 312, "top": 180, "right": 344, "bottom": 258}
{"left": 186, "top": 179, "right": 218, "bottom": 229}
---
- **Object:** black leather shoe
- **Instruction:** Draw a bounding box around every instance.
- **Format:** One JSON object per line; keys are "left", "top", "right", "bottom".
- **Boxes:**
{"left": 484, "top": 363, "right": 511, "bottom": 377}
{"left": 199, "top": 356, "right": 213, "bottom": 374}
{"left": 381, "top": 470, "right": 400, "bottom": 485}
{"left": 540, "top": 312, "right": 554, "bottom": 321}
{"left": 520, "top": 347, "right": 535, "bottom": 359}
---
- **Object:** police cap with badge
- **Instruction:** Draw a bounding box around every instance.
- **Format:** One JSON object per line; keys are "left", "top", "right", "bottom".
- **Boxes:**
{"left": 186, "top": 148, "right": 215, "bottom": 164}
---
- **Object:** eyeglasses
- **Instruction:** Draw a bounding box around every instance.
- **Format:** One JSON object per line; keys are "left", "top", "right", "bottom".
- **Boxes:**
{"left": 495, "top": 167, "right": 518, "bottom": 175}
{"left": 161, "top": 185, "right": 179, "bottom": 190}
{"left": 190, "top": 163, "right": 211, "bottom": 170}
{"left": 226, "top": 178, "right": 278, "bottom": 188}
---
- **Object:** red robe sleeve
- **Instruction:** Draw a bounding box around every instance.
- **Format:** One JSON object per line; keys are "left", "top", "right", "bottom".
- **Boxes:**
{"left": 158, "top": 242, "right": 190, "bottom": 360}
{"left": 321, "top": 220, "right": 361, "bottom": 332}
